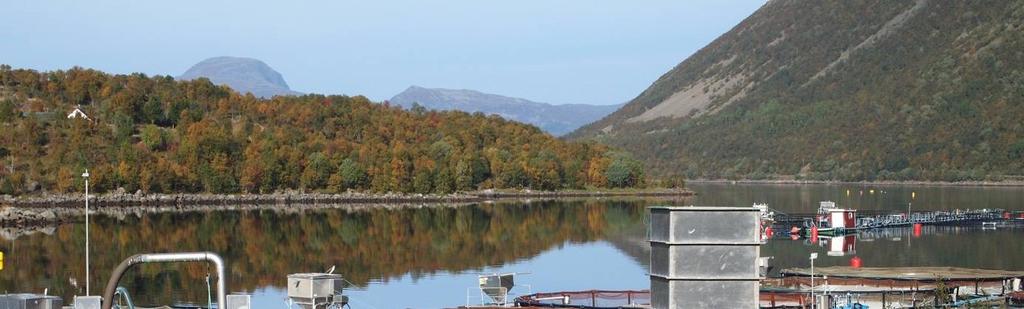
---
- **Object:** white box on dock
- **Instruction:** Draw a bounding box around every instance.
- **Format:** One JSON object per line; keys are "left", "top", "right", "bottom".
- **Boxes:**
{"left": 649, "top": 242, "right": 760, "bottom": 279}
{"left": 225, "top": 294, "right": 251, "bottom": 309}
{"left": 650, "top": 276, "right": 759, "bottom": 309}
{"left": 648, "top": 206, "right": 761, "bottom": 309}
{"left": 0, "top": 294, "right": 63, "bottom": 309}
{"left": 72, "top": 296, "right": 99, "bottom": 309}
{"left": 648, "top": 206, "right": 760, "bottom": 244}
{"left": 286, "top": 273, "right": 344, "bottom": 305}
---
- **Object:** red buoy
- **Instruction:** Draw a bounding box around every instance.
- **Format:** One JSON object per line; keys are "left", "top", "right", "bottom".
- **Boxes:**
{"left": 850, "top": 256, "right": 863, "bottom": 268}
{"left": 913, "top": 223, "right": 923, "bottom": 238}
{"left": 765, "top": 226, "right": 774, "bottom": 238}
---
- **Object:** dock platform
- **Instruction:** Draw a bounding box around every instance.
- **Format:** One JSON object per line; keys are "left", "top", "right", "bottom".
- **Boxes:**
{"left": 781, "top": 266, "right": 1024, "bottom": 281}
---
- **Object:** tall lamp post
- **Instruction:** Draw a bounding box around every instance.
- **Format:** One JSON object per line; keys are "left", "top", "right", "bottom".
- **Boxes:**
{"left": 810, "top": 252, "right": 818, "bottom": 309}
{"left": 82, "top": 169, "right": 90, "bottom": 296}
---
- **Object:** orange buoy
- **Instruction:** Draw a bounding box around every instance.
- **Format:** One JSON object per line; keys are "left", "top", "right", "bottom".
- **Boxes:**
{"left": 913, "top": 223, "right": 923, "bottom": 238}
{"left": 850, "top": 256, "right": 862, "bottom": 268}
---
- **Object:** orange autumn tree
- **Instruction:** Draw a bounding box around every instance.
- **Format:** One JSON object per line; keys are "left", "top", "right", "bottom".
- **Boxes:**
{"left": 0, "top": 65, "right": 644, "bottom": 195}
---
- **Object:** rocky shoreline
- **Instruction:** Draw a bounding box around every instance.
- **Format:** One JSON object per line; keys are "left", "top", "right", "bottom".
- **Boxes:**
{"left": 0, "top": 188, "right": 694, "bottom": 228}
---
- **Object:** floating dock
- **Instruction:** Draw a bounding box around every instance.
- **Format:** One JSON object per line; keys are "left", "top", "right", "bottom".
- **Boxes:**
{"left": 766, "top": 201, "right": 1024, "bottom": 238}
{"left": 495, "top": 267, "right": 1024, "bottom": 308}
{"left": 782, "top": 266, "right": 1024, "bottom": 282}
{"left": 770, "top": 266, "right": 1024, "bottom": 308}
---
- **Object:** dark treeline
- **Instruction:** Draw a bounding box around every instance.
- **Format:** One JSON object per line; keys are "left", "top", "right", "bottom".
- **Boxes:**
{"left": 0, "top": 66, "right": 645, "bottom": 195}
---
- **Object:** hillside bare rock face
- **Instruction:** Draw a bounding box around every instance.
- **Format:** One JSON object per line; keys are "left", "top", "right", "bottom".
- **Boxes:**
{"left": 570, "top": 0, "right": 1024, "bottom": 181}
{"left": 390, "top": 86, "right": 621, "bottom": 136}
{"left": 178, "top": 56, "right": 301, "bottom": 98}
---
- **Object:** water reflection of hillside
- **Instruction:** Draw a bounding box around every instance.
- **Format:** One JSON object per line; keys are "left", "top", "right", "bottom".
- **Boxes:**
{"left": 603, "top": 223, "right": 650, "bottom": 270}
{"left": 0, "top": 200, "right": 648, "bottom": 305}
{"left": 604, "top": 221, "right": 1024, "bottom": 279}
{"left": 763, "top": 225, "right": 1024, "bottom": 277}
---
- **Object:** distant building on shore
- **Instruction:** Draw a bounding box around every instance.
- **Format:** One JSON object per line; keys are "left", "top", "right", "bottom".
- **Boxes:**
{"left": 67, "top": 105, "right": 90, "bottom": 120}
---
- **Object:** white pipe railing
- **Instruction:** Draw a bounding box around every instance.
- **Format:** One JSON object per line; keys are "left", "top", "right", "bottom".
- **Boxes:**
{"left": 101, "top": 252, "right": 226, "bottom": 309}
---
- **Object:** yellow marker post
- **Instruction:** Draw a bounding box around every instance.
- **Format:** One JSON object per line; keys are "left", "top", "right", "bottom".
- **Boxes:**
{"left": 1, "top": 250, "right": 4, "bottom": 271}
{"left": 912, "top": 191, "right": 916, "bottom": 200}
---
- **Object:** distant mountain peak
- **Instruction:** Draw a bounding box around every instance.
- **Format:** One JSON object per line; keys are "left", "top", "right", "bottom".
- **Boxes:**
{"left": 178, "top": 56, "right": 300, "bottom": 98}
{"left": 390, "top": 86, "right": 621, "bottom": 136}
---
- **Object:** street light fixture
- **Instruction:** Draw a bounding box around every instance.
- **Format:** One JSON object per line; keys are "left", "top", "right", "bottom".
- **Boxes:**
{"left": 82, "top": 169, "right": 90, "bottom": 296}
{"left": 810, "top": 252, "right": 818, "bottom": 309}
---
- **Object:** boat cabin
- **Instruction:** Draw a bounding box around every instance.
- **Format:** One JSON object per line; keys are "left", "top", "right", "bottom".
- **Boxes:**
{"left": 816, "top": 201, "right": 857, "bottom": 229}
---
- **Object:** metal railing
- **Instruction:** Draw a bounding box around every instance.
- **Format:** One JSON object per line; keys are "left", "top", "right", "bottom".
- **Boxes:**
{"left": 101, "top": 252, "right": 226, "bottom": 309}
{"left": 112, "top": 286, "right": 136, "bottom": 309}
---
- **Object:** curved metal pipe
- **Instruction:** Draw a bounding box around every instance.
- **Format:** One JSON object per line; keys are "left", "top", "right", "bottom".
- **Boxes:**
{"left": 101, "top": 252, "right": 226, "bottom": 309}
{"left": 114, "top": 286, "right": 136, "bottom": 309}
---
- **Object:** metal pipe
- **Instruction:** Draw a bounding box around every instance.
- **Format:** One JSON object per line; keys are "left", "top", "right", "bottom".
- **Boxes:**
{"left": 101, "top": 252, "right": 226, "bottom": 309}
{"left": 114, "top": 286, "right": 136, "bottom": 309}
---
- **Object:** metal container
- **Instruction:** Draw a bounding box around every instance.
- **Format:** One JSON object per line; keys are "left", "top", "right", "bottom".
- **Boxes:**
{"left": 650, "top": 276, "right": 759, "bottom": 309}
{"left": 478, "top": 273, "right": 515, "bottom": 304}
{"left": 286, "top": 273, "right": 344, "bottom": 307}
{"left": 0, "top": 294, "right": 63, "bottom": 309}
{"left": 648, "top": 206, "right": 760, "bottom": 244}
{"left": 649, "top": 242, "right": 759, "bottom": 279}
{"left": 225, "top": 294, "right": 251, "bottom": 309}
{"left": 72, "top": 296, "right": 99, "bottom": 309}
{"left": 648, "top": 206, "right": 760, "bottom": 309}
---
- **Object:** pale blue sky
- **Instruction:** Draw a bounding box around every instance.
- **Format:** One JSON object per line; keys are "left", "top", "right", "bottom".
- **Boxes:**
{"left": 1, "top": 1, "right": 763, "bottom": 105}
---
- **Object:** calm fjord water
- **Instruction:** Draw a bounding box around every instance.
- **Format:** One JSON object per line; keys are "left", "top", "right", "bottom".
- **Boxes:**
{"left": 1, "top": 183, "right": 1022, "bottom": 308}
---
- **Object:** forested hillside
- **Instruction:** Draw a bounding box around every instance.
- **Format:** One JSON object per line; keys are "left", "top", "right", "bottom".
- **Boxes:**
{"left": 570, "top": 0, "right": 1024, "bottom": 182}
{"left": 0, "top": 66, "right": 644, "bottom": 195}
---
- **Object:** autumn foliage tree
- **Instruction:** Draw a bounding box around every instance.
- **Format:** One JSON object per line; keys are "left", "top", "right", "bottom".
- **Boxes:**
{"left": 0, "top": 66, "right": 644, "bottom": 195}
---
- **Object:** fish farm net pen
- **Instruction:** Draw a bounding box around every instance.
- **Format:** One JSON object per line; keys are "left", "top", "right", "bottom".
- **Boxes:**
{"left": 514, "top": 290, "right": 651, "bottom": 308}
